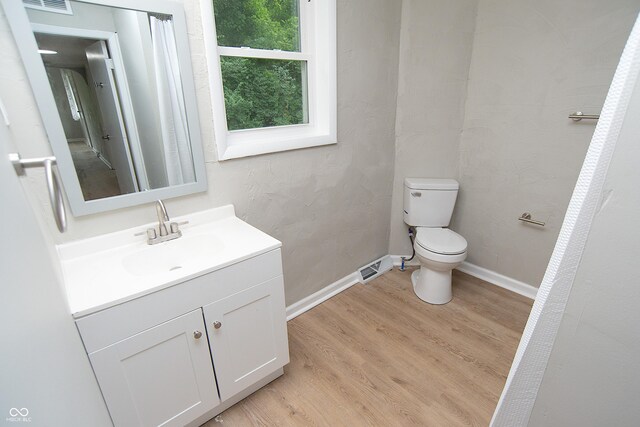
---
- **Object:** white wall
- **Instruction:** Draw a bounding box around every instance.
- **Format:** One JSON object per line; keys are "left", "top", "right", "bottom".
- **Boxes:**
{"left": 388, "top": 0, "right": 478, "bottom": 256}
{"left": 1, "top": 0, "right": 402, "bottom": 306}
{"left": 0, "top": 103, "right": 111, "bottom": 426}
{"left": 452, "top": 0, "right": 639, "bottom": 286}
{"left": 526, "top": 54, "right": 640, "bottom": 424}
{"left": 27, "top": 2, "right": 116, "bottom": 32}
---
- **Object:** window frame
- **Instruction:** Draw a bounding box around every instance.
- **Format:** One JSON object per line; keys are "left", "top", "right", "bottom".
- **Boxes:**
{"left": 200, "top": 0, "right": 336, "bottom": 160}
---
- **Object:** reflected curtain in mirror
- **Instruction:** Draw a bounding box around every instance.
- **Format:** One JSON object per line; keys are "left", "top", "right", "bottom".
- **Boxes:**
{"left": 150, "top": 14, "right": 195, "bottom": 186}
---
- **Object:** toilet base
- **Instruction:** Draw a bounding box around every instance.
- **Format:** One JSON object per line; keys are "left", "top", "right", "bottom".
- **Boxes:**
{"left": 411, "top": 268, "right": 453, "bottom": 305}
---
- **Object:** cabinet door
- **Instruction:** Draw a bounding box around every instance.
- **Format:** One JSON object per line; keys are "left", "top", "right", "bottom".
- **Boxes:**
{"left": 89, "top": 309, "right": 219, "bottom": 427}
{"left": 203, "top": 276, "right": 289, "bottom": 401}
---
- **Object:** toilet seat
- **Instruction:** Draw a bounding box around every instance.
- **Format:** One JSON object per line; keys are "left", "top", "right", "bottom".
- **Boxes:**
{"left": 415, "top": 228, "right": 467, "bottom": 255}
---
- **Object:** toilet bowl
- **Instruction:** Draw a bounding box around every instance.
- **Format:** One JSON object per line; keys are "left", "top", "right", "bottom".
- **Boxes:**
{"left": 410, "top": 227, "right": 467, "bottom": 304}
{"left": 403, "top": 177, "right": 466, "bottom": 304}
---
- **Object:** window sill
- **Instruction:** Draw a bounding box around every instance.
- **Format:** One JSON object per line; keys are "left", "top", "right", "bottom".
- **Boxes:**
{"left": 219, "top": 134, "right": 336, "bottom": 160}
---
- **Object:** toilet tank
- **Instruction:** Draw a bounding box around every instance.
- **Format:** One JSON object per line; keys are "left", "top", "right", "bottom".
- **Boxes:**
{"left": 403, "top": 178, "right": 459, "bottom": 227}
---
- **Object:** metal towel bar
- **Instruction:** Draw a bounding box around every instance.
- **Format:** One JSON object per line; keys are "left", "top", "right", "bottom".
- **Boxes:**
{"left": 9, "top": 152, "right": 67, "bottom": 233}
{"left": 569, "top": 111, "right": 599, "bottom": 121}
{"left": 519, "top": 212, "right": 545, "bottom": 227}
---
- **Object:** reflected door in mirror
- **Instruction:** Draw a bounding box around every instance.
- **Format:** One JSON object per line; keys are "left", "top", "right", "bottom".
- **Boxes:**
{"left": 85, "top": 39, "right": 138, "bottom": 196}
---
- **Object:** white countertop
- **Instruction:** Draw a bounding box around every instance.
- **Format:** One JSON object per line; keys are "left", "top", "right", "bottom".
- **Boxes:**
{"left": 57, "top": 205, "right": 281, "bottom": 318}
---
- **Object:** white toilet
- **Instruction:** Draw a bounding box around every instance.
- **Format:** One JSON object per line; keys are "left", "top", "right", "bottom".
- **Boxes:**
{"left": 404, "top": 178, "right": 467, "bottom": 304}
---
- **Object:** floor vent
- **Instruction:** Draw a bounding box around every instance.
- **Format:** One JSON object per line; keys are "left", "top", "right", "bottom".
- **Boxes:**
{"left": 358, "top": 255, "right": 393, "bottom": 284}
{"left": 23, "top": 0, "right": 73, "bottom": 15}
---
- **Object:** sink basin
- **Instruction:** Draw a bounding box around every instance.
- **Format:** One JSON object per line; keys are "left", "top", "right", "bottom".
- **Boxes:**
{"left": 57, "top": 205, "right": 282, "bottom": 318}
{"left": 122, "top": 233, "right": 225, "bottom": 276}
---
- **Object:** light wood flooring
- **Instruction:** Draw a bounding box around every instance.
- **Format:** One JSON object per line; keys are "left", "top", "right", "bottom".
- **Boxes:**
{"left": 204, "top": 268, "right": 533, "bottom": 426}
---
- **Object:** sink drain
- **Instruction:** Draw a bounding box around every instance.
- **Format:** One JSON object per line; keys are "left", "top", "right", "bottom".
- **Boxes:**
{"left": 169, "top": 266, "right": 183, "bottom": 271}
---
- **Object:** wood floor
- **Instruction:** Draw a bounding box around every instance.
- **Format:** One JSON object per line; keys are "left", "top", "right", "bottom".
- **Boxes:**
{"left": 204, "top": 268, "right": 533, "bottom": 426}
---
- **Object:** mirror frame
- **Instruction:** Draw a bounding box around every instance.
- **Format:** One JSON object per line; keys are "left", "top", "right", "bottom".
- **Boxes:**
{"left": 2, "top": 0, "right": 208, "bottom": 216}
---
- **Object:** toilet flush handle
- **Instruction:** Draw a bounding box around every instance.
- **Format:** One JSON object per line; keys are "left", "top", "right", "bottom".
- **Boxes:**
{"left": 411, "top": 192, "right": 422, "bottom": 197}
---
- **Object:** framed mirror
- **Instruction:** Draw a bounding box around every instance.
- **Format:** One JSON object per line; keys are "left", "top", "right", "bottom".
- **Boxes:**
{"left": 2, "top": 0, "right": 207, "bottom": 216}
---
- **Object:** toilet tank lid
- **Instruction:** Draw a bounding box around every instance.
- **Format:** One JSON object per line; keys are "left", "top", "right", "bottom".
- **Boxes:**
{"left": 404, "top": 178, "right": 459, "bottom": 190}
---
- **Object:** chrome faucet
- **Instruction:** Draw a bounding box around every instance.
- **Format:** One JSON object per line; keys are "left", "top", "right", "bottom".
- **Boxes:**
{"left": 156, "top": 200, "right": 170, "bottom": 237}
{"left": 143, "top": 200, "right": 184, "bottom": 245}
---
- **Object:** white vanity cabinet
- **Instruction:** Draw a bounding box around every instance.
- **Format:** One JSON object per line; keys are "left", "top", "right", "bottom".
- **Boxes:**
{"left": 88, "top": 309, "right": 220, "bottom": 427}
{"left": 203, "top": 276, "right": 289, "bottom": 401}
{"left": 60, "top": 206, "right": 289, "bottom": 426}
{"left": 72, "top": 249, "right": 288, "bottom": 427}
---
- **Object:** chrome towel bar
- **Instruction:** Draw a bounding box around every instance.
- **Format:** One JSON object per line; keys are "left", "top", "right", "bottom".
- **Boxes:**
{"left": 9, "top": 152, "right": 67, "bottom": 233}
{"left": 569, "top": 111, "right": 599, "bottom": 121}
{"left": 519, "top": 212, "right": 545, "bottom": 227}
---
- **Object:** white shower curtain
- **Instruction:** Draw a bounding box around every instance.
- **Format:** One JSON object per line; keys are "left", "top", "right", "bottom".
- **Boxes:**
{"left": 150, "top": 15, "right": 195, "bottom": 186}
{"left": 61, "top": 69, "right": 81, "bottom": 121}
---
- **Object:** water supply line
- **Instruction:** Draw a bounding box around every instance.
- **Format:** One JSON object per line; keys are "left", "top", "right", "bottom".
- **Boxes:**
{"left": 400, "top": 226, "right": 416, "bottom": 271}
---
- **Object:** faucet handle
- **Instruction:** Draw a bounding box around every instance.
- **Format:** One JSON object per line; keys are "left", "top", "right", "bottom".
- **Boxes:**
{"left": 134, "top": 228, "right": 158, "bottom": 241}
{"left": 170, "top": 220, "right": 190, "bottom": 234}
{"left": 146, "top": 228, "right": 157, "bottom": 240}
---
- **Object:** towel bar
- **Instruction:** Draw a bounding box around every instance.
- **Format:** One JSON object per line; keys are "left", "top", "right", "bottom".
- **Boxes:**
{"left": 569, "top": 111, "right": 599, "bottom": 121}
{"left": 519, "top": 212, "right": 545, "bottom": 227}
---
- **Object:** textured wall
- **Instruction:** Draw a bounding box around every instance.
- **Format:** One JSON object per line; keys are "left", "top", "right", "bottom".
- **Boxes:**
{"left": 491, "top": 16, "right": 640, "bottom": 424}
{"left": 527, "top": 32, "right": 640, "bottom": 424}
{"left": 388, "top": 0, "right": 478, "bottom": 255}
{"left": 0, "top": 0, "right": 402, "bottom": 306}
{"left": 452, "top": 0, "right": 639, "bottom": 286}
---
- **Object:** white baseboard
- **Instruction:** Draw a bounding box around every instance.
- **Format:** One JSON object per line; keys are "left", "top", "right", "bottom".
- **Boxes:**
{"left": 67, "top": 138, "right": 87, "bottom": 143}
{"left": 286, "top": 257, "right": 537, "bottom": 322}
{"left": 391, "top": 255, "right": 537, "bottom": 300}
{"left": 456, "top": 261, "right": 537, "bottom": 299}
{"left": 286, "top": 272, "right": 360, "bottom": 321}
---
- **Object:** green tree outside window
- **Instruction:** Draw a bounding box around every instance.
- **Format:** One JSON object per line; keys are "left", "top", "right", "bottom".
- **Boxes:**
{"left": 214, "top": 0, "right": 307, "bottom": 131}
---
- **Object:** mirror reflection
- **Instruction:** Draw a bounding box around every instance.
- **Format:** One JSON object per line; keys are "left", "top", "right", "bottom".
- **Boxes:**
{"left": 27, "top": 1, "right": 196, "bottom": 201}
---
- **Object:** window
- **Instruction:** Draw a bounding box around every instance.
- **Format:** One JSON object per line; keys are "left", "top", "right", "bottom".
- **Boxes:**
{"left": 201, "top": 0, "right": 336, "bottom": 160}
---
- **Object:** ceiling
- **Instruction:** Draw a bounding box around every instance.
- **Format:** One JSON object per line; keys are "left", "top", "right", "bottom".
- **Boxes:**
{"left": 34, "top": 32, "right": 99, "bottom": 68}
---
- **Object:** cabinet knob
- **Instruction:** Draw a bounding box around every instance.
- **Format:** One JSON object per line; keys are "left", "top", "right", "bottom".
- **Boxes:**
{"left": 193, "top": 330, "right": 202, "bottom": 339}
{"left": 213, "top": 321, "right": 222, "bottom": 329}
